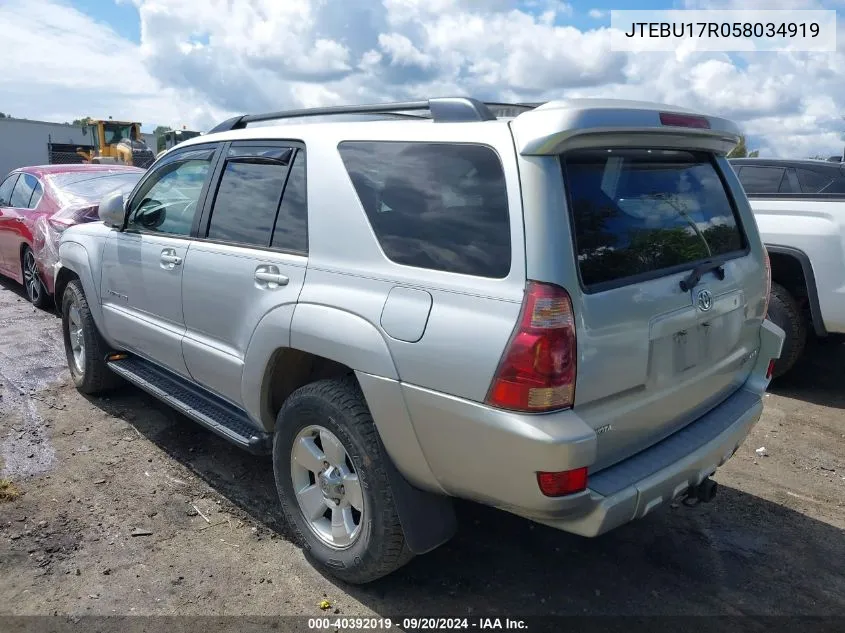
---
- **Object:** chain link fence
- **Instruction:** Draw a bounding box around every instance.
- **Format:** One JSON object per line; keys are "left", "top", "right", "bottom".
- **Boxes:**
{"left": 48, "top": 143, "right": 93, "bottom": 165}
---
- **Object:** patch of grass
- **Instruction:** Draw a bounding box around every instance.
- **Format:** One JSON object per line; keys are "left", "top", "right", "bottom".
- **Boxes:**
{"left": 0, "top": 478, "right": 21, "bottom": 502}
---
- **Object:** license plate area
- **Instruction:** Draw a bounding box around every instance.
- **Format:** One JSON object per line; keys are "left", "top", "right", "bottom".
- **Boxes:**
{"left": 649, "top": 290, "right": 745, "bottom": 386}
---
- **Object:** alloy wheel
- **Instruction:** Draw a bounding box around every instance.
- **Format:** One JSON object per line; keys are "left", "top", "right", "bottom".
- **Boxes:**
{"left": 290, "top": 425, "right": 364, "bottom": 549}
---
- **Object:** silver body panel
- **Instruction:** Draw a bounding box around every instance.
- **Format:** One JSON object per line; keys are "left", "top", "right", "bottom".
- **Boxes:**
{"left": 56, "top": 98, "right": 783, "bottom": 536}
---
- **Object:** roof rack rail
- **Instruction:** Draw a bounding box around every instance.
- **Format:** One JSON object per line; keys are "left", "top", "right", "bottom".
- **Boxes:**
{"left": 207, "top": 97, "right": 498, "bottom": 134}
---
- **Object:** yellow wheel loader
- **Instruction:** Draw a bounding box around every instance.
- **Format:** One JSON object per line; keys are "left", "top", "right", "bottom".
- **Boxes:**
{"left": 77, "top": 119, "right": 156, "bottom": 169}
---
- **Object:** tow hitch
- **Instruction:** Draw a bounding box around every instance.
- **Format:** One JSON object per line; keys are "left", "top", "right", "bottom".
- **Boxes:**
{"left": 682, "top": 477, "right": 718, "bottom": 506}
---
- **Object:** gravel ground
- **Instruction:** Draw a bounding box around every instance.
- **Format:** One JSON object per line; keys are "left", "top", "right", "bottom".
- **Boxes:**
{"left": 0, "top": 276, "right": 843, "bottom": 625}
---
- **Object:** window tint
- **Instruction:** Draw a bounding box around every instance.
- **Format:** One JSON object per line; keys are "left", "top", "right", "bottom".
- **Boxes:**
{"left": 564, "top": 149, "right": 745, "bottom": 289}
{"left": 206, "top": 147, "right": 292, "bottom": 247}
{"left": 339, "top": 142, "right": 511, "bottom": 278}
{"left": 127, "top": 148, "right": 213, "bottom": 236}
{"left": 736, "top": 166, "right": 785, "bottom": 194}
{"left": 823, "top": 175, "right": 845, "bottom": 194}
{"left": 271, "top": 150, "right": 308, "bottom": 253}
{"left": 796, "top": 168, "right": 833, "bottom": 194}
{"left": 0, "top": 174, "right": 19, "bottom": 206}
{"left": 10, "top": 173, "right": 39, "bottom": 208}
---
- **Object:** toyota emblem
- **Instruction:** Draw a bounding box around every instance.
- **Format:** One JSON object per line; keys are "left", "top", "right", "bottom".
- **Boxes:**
{"left": 696, "top": 289, "right": 713, "bottom": 312}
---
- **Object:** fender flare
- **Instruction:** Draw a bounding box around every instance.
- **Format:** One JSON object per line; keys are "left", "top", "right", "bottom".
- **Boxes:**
{"left": 764, "top": 244, "right": 827, "bottom": 336}
{"left": 243, "top": 303, "right": 456, "bottom": 554}
{"left": 56, "top": 241, "right": 107, "bottom": 332}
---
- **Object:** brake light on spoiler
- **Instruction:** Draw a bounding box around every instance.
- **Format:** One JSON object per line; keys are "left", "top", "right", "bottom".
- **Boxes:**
{"left": 659, "top": 112, "right": 711, "bottom": 129}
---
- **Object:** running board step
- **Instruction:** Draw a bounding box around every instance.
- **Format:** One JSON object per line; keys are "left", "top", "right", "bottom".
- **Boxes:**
{"left": 107, "top": 356, "right": 272, "bottom": 455}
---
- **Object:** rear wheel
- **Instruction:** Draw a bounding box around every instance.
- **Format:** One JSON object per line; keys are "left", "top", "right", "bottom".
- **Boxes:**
{"left": 61, "top": 280, "right": 121, "bottom": 394}
{"left": 22, "top": 248, "right": 50, "bottom": 309}
{"left": 766, "top": 282, "right": 806, "bottom": 378}
{"left": 273, "top": 377, "right": 414, "bottom": 584}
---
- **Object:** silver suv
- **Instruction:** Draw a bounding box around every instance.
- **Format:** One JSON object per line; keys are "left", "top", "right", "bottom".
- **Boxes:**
{"left": 54, "top": 97, "right": 784, "bottom": 584}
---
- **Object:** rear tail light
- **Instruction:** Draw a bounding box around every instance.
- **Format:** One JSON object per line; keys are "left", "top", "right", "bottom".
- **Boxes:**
{"left": 766, "top": 359, "right": 776, "bottom": 380}
{"left": 485, "top": 281, "right": 576, "bottom": 413}
{"left": 537, "top": 468, "right": 588, "bottom": 496}
{"left": 47, "top": 205, "right": 98, "bottom": 233}
{"left": 48, "top": 217, "right": 75, "bottom": 232}
{"left": 762, "top": 246, "right": 772, "bottom": 316}
{"left": 659, "top": 112, "right": 711, "bottom": 129}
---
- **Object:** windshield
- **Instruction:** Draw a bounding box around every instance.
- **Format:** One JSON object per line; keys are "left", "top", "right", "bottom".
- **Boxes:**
{"left": 49, "top": 172, "right": 142, "bottom": 204}
{"left": 103, "top": 123, "right": 135, "bottom": 144}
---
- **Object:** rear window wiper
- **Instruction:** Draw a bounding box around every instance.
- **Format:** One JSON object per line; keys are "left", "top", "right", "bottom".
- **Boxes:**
{"left": 680, "top": 260, "right": 725, "bottom": 291}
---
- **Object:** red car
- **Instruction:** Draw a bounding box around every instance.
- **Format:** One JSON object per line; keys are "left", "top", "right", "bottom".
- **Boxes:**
{"left": 0, "top": 164, "right": 144, "bottom": 308}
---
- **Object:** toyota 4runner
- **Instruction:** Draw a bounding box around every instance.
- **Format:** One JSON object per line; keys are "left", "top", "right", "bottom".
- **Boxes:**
{"left": 54, "top": 97, "right": 784, "bottom": 584}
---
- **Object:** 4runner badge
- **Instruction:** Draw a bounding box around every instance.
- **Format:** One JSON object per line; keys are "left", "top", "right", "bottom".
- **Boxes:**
{"left": 696, "top": 289, "right": 713, "bottom": 312}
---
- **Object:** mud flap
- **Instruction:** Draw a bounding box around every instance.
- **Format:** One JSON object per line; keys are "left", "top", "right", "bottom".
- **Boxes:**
{"left": 378, "top": 437, "right": 457, "bottom": 554}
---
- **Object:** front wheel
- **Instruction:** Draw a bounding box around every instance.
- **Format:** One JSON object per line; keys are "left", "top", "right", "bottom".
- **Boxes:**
{"left": 22, "top": 248, "right": 50, "bottom": 309}
{"left": 273, "top": 377, "right": 414, "bottom": 584}
{"left": 61, "top": 280, "right": 121, "bottom": 394}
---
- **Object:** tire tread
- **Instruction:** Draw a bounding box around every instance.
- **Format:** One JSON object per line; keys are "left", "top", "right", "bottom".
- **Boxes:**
{"left": 767, "top": 281, "right": 806, "bottom": 378}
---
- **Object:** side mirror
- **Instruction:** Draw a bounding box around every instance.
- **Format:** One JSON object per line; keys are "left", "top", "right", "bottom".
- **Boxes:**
{"left": 98, "top": 189, "right": 126, "bottom": 228}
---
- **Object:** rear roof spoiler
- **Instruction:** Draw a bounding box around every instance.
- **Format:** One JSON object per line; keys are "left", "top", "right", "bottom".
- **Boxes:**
{"left": 509, "top": 99, "right": 741, "bottom": 156}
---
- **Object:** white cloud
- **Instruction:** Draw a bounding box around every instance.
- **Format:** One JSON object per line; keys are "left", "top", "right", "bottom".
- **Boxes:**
{"left": 1, "top": 0, "right": 844, "bottom": 159}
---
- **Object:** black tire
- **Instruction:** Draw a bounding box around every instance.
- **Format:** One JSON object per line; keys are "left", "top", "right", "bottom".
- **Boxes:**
{"left": 22, "top": 247, "right": 51, "bottom": 310}
{"left": 61, "top": 279, "right": 122, "bottom": 394}
{"left": 273, "top": 376, "right": 414, "bottom": 584}
{"left": 766, "top": 282, "right": 807, "bottom": 378}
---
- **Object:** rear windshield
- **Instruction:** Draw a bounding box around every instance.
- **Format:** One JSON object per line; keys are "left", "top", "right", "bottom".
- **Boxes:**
{"left": 563, "top": 149, "right": 746, "bottom": 289}
{"left": 48, "top": 172, "right": 142, "bottom": 201}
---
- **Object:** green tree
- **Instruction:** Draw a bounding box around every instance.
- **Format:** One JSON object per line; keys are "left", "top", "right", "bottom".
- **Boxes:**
{"left": 727, "top": 135, "right": 759, "bottom": 158}
{"left": 152, "top": 125, "right": 172, "bottom": 152}
{"left": 72, "top": 117, "right": 93, "bottom": 126}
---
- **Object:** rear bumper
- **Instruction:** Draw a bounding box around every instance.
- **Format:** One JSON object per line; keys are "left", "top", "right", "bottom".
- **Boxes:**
{"left": 533, "top": 387, "right": 762, "bottom": 536}
{"left": 401, "top": 319, "right": 784, "bottom": 535}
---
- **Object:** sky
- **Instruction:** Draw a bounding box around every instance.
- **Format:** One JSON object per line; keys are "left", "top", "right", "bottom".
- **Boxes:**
{"left": 1, "top": 0, "right": 844, "bottom": 158}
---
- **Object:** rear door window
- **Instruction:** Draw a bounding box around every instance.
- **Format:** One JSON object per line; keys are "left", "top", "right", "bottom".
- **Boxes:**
{"left": 205, "top": 146, "right": 293, "bottom": 247}
{"left": 270, "top": 149, "right": 308, "bottom": 253}
{"left": 736, "top": 166, "right": 785, "bottom": 194}
{"left": 10, "top": 173, "right": 38, "bottom": 208}
{"left": 563, "top": 149, "right": 746, "bottom": 289}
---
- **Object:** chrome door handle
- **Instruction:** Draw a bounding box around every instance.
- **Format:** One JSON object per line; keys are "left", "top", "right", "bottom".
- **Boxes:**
{"left": 254, "top": 267, "right": 289, "bottom": 287}
{"left": 160, "top": 249, "right": 182, "bottom": 267}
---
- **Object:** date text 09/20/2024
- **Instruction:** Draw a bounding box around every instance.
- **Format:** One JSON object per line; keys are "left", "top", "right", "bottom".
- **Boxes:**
{"left": 307, "top": 618, "right": 528, "bottom": 630}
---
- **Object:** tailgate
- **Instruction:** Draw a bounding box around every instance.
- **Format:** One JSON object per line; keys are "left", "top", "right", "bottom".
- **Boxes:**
{"left": 563, "top": 147, "right": 765, "bottom": 469}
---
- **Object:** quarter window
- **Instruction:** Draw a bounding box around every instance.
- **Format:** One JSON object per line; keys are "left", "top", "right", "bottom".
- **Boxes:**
{"left": 796, "top": 168, "right": 832, "bottom": 194}
{"left": 28, "top": 180, "right": 43, "bottom": 208}
{"left": 339, "top": 142, "right": 511, "bottom": 278}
